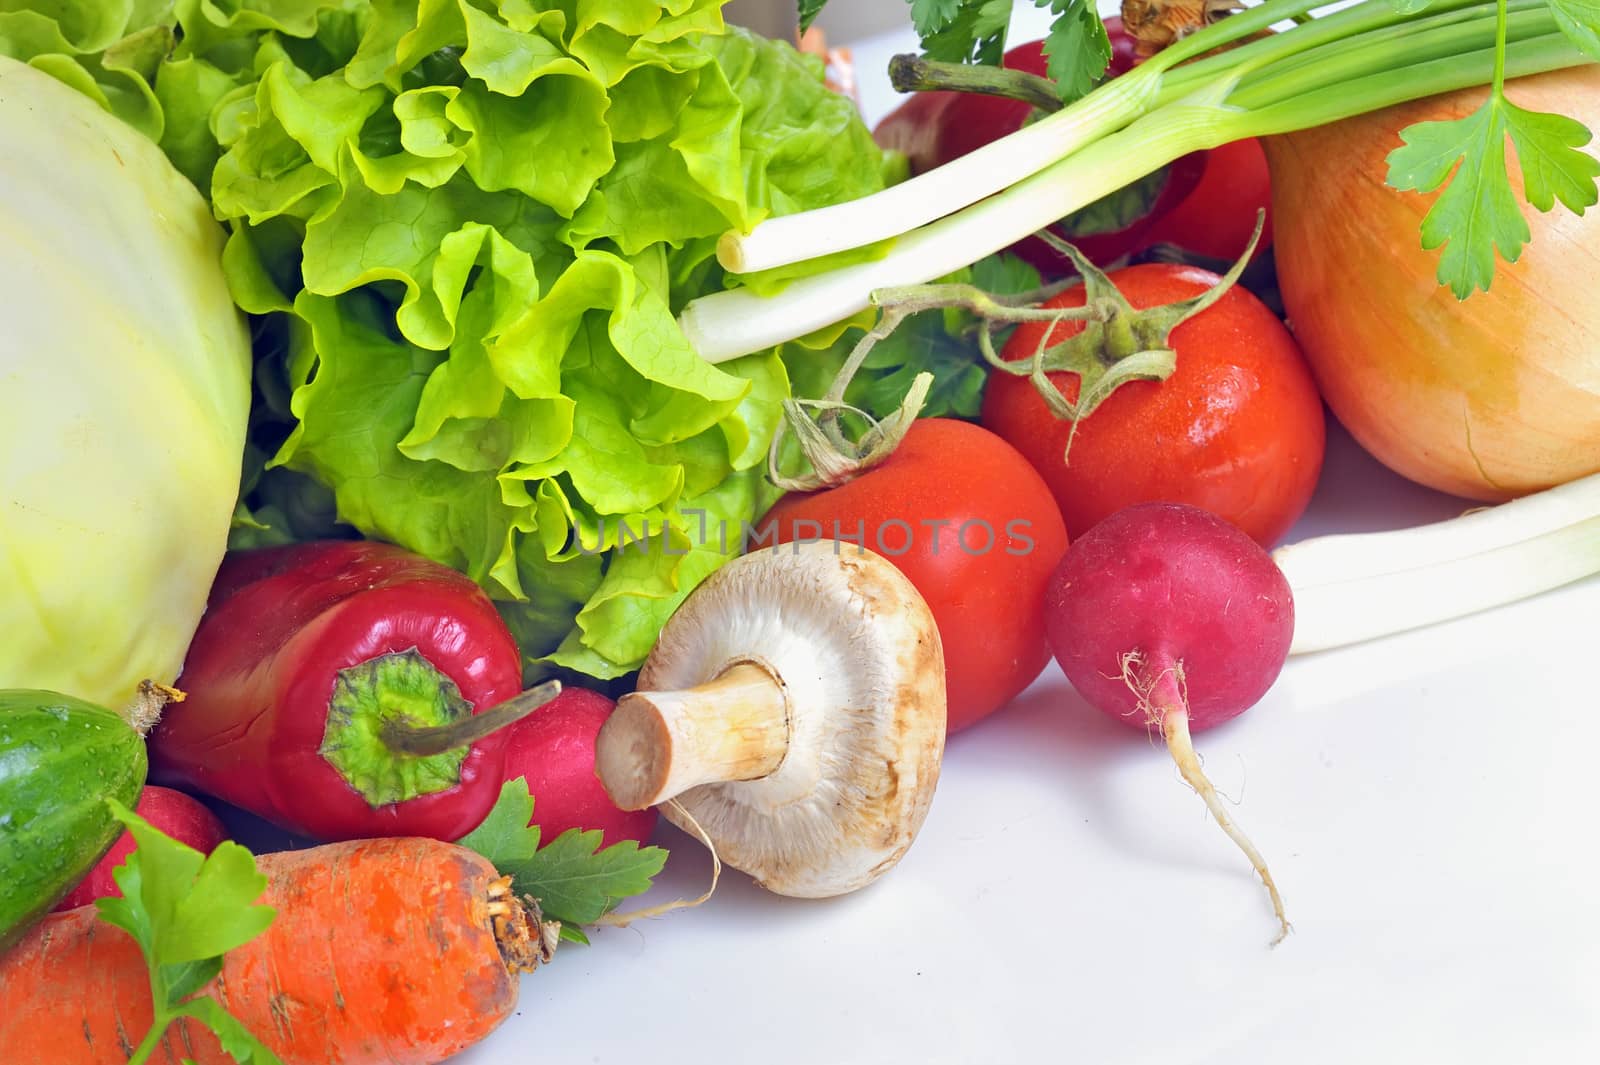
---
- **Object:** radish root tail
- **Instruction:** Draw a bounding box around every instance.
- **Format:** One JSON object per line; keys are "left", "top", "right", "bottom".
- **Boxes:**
{"left": 1124, "top": 652, "right": 1292, "bottom": 946}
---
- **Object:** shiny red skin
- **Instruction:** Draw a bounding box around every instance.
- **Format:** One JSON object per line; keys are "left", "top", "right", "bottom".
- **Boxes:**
{"left": 502, "top": 687, "right": 658, "bottom": 849}
{"left": 1143, "top": 137, "right": 1275, "bottom": 263}
{"left": 872, "top": 24, "right": 1204, "bottom": 273}
{"left": 54, "top": 787, "right": 229, "bottom": 911}
{"left": 756, "top": 419, "right": 1069, "bottom": 734}
{"left": 151, "top": 541, "right": 526, "bottom": 842}
{"left": 1044, "top": 502, "right": 1294, "bottom": 732}
{"left": 980, "top": 263, "right": 1325, "bottom": 548}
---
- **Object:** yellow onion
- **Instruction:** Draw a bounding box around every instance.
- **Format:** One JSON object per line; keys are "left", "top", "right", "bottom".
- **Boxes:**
{"left": 1266, "top": 65, "right": 1600, "bottom": 502}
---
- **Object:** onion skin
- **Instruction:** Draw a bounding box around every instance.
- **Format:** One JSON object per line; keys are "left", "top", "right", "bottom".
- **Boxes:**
{"left": 1266, "top": 66, "right": 1600, "bottom": 502}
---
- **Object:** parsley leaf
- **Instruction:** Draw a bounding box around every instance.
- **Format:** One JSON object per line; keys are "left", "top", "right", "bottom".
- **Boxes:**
{"left": 1387, "top": 89, "right": 1599, "bottom": 297}
{"left": 970, "top": 250, "right": 1045, "bottom": 295}
{"left": 95, "top": 799, "right": 281, "bottom": 1065}
{"left": 798, "top": 0, "right": 830, "bottom": 33}
{"left": 455, "top": 778, "right": 669, "bottom": 929}
{"left": 456, "top": 778, "right": 541, "bottom": 864}
{"left": 851, "top": 317, "right": 990, "bottom": 420}
{"left": 177, "top": 999, "right": 282, "bottom": 1065}
{"left": 1503, "top": 99, "right": 1600, "bottom": 213}
{"left": 905, "top": 1, "right": 1108, "bottom": 100}
{"left": 1547, "top": 0, "right": 1600, "bottom": 60}
{"left": 913, "top": 0, "right": 1012, "bottom": 65}
{"left": 504, "top": 829, "right": 670, "bottom": 926}
{"left": 1387, "top": 98, "right": 1525, "bottom": 297}
{"left": 911, "top": 0, "right": 966, "bottom": 37}
{"left": 1043, "top": 0, "right": 1111, "bottom": 102}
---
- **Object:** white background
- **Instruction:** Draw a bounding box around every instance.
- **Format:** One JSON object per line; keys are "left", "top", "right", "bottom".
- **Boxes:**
{"left": 461, "top": 6, "right": 1600, "bottom": 1063}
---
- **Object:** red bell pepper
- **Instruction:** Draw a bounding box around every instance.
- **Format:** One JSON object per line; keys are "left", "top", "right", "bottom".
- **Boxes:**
{"left": 150, "top": 540, "right": 558, "bottom": 842}
{"left": 871, "top": 22, "right": 1206, "bottom": 275}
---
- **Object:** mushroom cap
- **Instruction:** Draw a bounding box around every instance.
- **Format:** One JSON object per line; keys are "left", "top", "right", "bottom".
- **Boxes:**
{"left": 645, "top": 540, "right": 946, "bottom": 898}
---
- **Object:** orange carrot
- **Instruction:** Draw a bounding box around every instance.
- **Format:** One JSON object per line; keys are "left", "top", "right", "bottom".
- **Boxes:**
{"left": 0, "top": 837, "right": 554, "bottom": 1065}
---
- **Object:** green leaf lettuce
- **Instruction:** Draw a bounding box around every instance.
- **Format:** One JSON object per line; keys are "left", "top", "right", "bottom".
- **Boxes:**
{"left": 0, "top": 1, "right": 983, "bottom": 680}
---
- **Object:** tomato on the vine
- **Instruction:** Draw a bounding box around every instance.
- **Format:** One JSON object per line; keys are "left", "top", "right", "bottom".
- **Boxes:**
{"left": 755, "top": 419, "right": 1069, "bottom": 734}
{"left": 980, "top": 263, "right": 1325, "bottom": 547}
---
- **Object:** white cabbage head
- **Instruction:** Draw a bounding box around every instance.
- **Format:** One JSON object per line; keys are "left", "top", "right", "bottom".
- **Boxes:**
{"left": 1, "top": 57, "right": 251, "bottom": 714}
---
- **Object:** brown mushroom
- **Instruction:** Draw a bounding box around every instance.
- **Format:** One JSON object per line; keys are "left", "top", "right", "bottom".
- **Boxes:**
{"left": 595, "top": 540, "right": 946, "bottom": 898}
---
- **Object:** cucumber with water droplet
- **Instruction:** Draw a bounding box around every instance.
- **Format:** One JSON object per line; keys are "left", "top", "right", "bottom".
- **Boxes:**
{"left": 0, "top": 690, "right": 147, "bottom": 951}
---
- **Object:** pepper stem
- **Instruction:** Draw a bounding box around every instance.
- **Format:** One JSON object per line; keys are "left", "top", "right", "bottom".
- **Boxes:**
{"left": 382, "top": 680, "right": 563, "bottom": 757}
{"left": 320, "top": 649, "right": 561, "bottom": 809}
{"left": 595, "top": 662, "right": 790, "bottom": 810}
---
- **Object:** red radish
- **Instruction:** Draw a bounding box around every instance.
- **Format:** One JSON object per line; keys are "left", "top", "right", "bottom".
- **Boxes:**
{"left": 53, "top": 786, "right": 228, "bottom": 911}
{"left": 503, "top": 687, "right": 658, "bottom": 848}
{"left": 1045, "top": 502, "right": 1293, "bottom": 941}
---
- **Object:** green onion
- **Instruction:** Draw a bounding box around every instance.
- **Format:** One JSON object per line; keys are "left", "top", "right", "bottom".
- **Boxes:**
{"left": 1275, "top": 471, "right": 1600, "bottom": 654}
{"left": 682, "top": 0, "right": 1594, "bottom": 362}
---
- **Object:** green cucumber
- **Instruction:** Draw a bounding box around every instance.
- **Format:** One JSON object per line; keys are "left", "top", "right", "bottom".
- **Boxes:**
{"left": 0, "top": 690, "right": 147, "bottom": 951}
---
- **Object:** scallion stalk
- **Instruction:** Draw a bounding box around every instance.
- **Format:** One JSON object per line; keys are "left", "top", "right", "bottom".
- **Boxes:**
{"left": 1276, "top": 472, "right": 1600, "bottom": 653}
{"left": 681, "top": 7, "right": 1585, "bottom": 363}
{"left": 716, "top": 0, "right": 1532, "bottom": 279}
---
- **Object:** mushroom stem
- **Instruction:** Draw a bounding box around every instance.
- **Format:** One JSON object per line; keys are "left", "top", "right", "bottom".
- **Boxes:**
{"left": 596, "top": 662, "right": 789, "bottom": 811}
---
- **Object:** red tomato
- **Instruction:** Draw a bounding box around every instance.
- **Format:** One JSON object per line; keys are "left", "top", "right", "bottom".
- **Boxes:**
{"left": 502, "top": 687, "right": 658, "bottom": 849}
{"left": 1143, "top": 137, "right": 1275, "bottom": 263}
{"left": 980, "top": 264, "right": 1325, "bottom": 547}
{"left": 756, "top": 419, "right": 1069, "bottom": 734}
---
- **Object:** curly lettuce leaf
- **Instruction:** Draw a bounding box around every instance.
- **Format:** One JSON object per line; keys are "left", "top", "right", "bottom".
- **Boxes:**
{"left": 2, "top": 2, "right": 900, "bottom": 680}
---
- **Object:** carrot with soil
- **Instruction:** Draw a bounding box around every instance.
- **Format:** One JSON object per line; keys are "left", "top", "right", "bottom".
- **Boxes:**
{"left": 0, "top": 817, "right": 554, "bottom": 1065}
